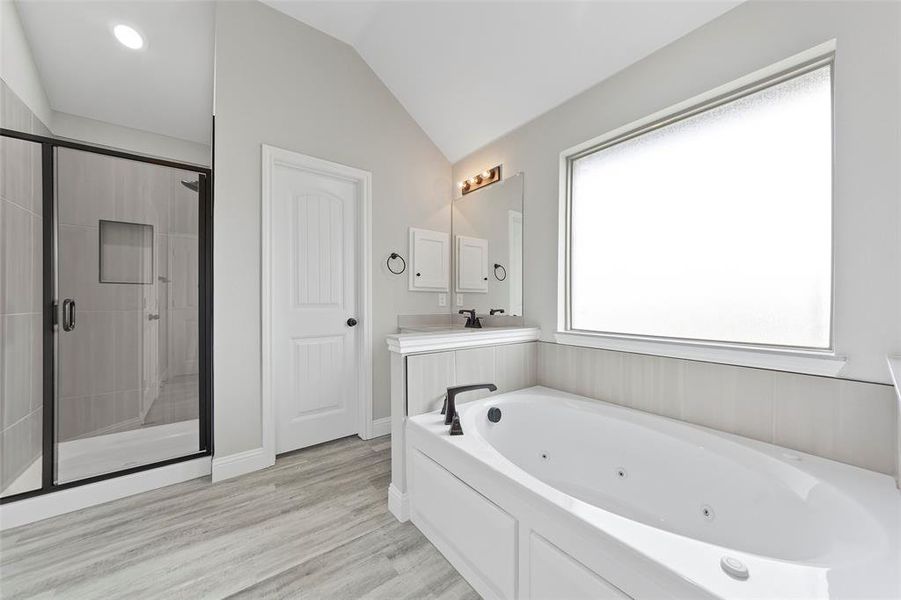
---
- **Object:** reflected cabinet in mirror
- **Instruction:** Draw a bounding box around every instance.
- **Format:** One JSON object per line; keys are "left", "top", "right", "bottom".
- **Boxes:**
{"left": 452, "top": 173, "right": 523, "bottom": 317}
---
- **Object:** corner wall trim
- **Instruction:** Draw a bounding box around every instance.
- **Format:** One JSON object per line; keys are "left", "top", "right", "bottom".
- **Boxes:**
{"left": 211, "top": 447, "right": 273, "bottom": 482}
{"left": 388, "top": 483, "right": 409, "bottom": 522}
{"left": 369, "top": 417, "right": 391, "bottom": 439}
{"left": 0, "top": 457, "right": 211, "bottom": 530}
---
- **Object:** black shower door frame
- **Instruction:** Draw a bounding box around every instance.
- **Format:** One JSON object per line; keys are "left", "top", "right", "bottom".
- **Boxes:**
{"left": 0, "top": 128, "right": 214, "bottom": 503}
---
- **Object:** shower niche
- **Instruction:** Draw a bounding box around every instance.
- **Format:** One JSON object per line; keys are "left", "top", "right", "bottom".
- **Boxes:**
{"left": 98, "top": 220, "right": 154, "bottom": 285}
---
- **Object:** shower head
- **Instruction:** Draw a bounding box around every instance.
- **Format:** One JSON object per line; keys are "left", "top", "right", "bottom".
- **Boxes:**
{"left": 181, "top": 179, "right": 199, "bottom": 192}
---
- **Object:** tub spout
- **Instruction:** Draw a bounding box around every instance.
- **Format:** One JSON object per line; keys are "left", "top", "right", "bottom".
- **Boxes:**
{"left": 444, "top": 383, "right": 498, "bottom": 435}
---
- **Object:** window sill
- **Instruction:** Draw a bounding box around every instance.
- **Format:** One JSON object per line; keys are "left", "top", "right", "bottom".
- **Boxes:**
{"left": 554, "top": 331, "right": 847, "bottom": 377}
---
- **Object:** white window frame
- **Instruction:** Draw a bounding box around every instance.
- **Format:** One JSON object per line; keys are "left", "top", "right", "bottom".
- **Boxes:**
{"left": 556, "top": 40, "right": 846, "bottom": 377}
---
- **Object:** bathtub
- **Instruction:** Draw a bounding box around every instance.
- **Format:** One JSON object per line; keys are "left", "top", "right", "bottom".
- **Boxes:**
{"left": 405, "top": 386, "right": 900, "bottom": 600}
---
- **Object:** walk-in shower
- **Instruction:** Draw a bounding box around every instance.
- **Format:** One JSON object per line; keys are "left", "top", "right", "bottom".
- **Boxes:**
{"left": 0, "top": 130, "right": 212, "bottom": 500}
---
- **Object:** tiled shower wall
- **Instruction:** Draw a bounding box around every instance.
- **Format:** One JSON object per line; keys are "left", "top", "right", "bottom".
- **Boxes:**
{"left": 1, "top": 80, "right": 49, "bottom": 491}
{"left": 538, "top": 342, "right": 898, "bottom": 477}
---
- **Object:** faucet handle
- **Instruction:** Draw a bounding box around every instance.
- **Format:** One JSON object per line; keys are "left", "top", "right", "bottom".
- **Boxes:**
{"left": 449, "top": 413, "right": 464, "bottom": 436}
{"left": 440, "top": 393, "right": 448, "bottom": 415}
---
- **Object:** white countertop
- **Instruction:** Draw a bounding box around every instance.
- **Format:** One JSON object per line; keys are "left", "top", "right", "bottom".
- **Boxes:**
{"left": 386, "top": 326, "right": 540, "bottom": 354}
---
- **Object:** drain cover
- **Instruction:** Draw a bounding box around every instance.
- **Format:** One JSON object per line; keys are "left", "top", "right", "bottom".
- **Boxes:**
{"left": 720, "top": 556, "right": 749, "bottom": 580}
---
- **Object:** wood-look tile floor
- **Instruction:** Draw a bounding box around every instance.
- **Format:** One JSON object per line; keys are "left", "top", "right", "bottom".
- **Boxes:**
{"left": 0, "top": 436, "right": 478, "bottom": 600}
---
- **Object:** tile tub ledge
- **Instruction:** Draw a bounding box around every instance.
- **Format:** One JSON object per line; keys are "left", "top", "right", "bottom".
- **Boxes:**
{"left": 386, "top": 326, "right": 540, "bottom": 355}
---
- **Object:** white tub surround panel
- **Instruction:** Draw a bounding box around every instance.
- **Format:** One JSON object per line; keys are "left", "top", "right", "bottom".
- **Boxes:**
{"left": 539, "top": 342, "right": 898, "bottom": 477}
{"left": 406, "top": 387, "right": 901, "bottom": 600}
{"left": 386, "top": 326, "right": 539, "bottom": 521}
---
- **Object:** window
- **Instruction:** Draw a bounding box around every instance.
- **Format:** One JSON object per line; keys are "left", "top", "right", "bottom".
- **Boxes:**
{"left": 565, "top": 62, "right": 833, "bottom": 350}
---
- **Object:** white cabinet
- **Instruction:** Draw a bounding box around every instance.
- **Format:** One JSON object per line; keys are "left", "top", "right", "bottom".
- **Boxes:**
{"left": 530, "top": 533, "right": 632, "bottom": 599}
{"left": 411, "top": 450, "right": 517, "bottom": 600}
{"left": 409, "top": 227, "right": 450, "bottom": 291}
{"left": 456, "top": 235, "right": 488, "bottom": 293}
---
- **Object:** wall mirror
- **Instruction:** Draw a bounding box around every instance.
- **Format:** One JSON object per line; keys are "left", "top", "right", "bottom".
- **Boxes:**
{"left": 452, "top": 173, "right": 524, "bottom": 317}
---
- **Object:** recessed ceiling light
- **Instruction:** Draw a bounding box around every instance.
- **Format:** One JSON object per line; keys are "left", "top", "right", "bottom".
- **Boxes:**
{"left": 113, "top": 24, "right": 144, "bottom": 50}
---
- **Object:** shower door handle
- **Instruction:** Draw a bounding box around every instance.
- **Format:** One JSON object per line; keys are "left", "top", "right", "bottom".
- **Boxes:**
{"left": 62, "top": 298, "right": 76, "bottom": 332}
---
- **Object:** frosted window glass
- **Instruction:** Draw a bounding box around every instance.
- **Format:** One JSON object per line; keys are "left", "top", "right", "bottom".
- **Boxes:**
{"left": 570, "top": 66, "right": 832, "bottom": 348}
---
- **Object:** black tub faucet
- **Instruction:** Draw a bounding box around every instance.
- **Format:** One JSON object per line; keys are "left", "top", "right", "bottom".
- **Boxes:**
{"left": 442, "top": 383, "right": 497, "bottom": 435}
{"left": 459, "top": 309, "right": 482, "bottom": 328}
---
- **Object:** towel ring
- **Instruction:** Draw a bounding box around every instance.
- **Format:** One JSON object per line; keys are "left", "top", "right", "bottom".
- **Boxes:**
{"left": 494, "top": 263, "right": 507, "bottom": 281}
{"left": 387, "top": 252, "right": 406, "bottom": 275}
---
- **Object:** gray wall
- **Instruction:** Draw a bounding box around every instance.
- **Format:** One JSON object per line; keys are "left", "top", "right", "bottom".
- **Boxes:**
{"left": 213, "top": 1, "right": 453, "bottom": 457}
{"left": 453, "top": 1, "right": 901, "bottom": 385}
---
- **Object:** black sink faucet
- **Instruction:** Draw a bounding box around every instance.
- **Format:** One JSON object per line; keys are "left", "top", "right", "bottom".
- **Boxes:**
{"left": 442, "top": 383, "right": 497, "bottom": 435}
{"left": 459, "top": 309, "right": 482, "bottom": 328}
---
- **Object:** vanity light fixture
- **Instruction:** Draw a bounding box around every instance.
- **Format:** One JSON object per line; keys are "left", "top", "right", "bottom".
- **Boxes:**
{"left": 113, "top": 24, "right": 144, "bottom": 50}
{"left": 459, "top": 165, "right": 501, "bottom": 196}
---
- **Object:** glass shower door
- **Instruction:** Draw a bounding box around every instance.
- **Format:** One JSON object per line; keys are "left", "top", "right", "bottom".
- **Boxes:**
{"left": 0, "top": 135, "right": 45, "bottom": 499}
{"left": 54, "top": 147, "right": 204, "bottom": 484}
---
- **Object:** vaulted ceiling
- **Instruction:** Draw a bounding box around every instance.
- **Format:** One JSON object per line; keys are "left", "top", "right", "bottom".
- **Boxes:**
{"left": 13, "top": 1, "right": 741, "bottom": 159}
{"left": 263, "top": 1, "right": 742, "bottom": 162}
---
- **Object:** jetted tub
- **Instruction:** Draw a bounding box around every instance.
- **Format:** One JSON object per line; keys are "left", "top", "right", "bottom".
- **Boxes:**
{"left": 405, "top": 386, "right": 900, "bottom": 599}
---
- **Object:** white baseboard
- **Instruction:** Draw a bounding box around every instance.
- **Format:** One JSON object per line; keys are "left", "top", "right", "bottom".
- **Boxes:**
{"left": 0, "top": 456, "right": 211, "bottom": 531}
{"left": 370, "top": 417, "right": 391, "bottom": 438}
{"left": 388, "top": 483, "right": 409, "bottom": 522}
{"left": 211, "top": 447, "right": 274, "bottom": 482}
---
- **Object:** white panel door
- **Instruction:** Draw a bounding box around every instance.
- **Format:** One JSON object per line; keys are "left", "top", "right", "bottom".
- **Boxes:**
{"left": 272, "top": 162, "right": 359, "bottom": 453}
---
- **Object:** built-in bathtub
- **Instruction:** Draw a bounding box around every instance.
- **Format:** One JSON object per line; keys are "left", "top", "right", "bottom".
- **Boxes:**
{"left": 405, "top": 386, "right": 900, "bottom": 599}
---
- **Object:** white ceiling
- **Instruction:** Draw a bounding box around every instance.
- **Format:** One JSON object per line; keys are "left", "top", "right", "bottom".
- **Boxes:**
{"left": 15, "top": 0, "right": 214, "bottom": 145}
{"left": 264, "top": 1, "right": 742, "bottom": 162}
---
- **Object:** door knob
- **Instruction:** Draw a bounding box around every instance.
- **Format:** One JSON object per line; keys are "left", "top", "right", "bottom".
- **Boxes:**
{"left": 346, "top": 318, "right": 358, "bottom": 327}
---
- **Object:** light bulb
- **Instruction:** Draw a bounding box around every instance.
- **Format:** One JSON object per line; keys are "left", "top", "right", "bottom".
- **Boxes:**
{"left": 113, "top": 24, "right": 144, "bottom": 50}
